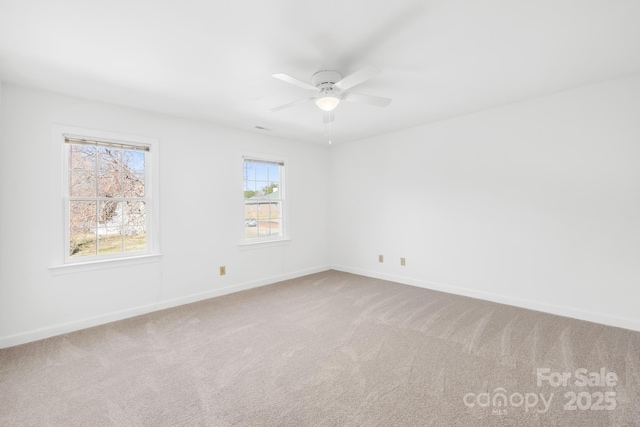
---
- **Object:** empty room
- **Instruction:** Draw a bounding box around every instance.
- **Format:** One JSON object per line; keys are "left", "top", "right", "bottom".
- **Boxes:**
{"left": 1, "top": 1, "right": 639, "bottom": 426}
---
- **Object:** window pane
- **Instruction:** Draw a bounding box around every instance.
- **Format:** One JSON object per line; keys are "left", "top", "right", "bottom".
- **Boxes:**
{"left": 258, "top": 202, "right": 268, "bottom": 219}
{"left": 270, "top": 218, "right": 282, "bottom": 237}
{"left": 266, "top": 200, "right": 282, "bottom": 236}
{"left": 123, "top": 173, "right": 145, "bottom": 197}
{"left": 257, "top": 181, "right": 271, "bottom": 196}
{"left": 244, "top": 223, "right": 258, "bottom": 239}
{"left": 98, "top": 228, "right": 123, "bottom": 254}
{"left": 70, "top": 201, "right": 97, "bottom": 229}
{"left": 70, "top": 229, "right": 97, "bottom": 257}
{"left": 243, "top": 181, "right": 255, "bottom": 196}
{"left": 99, "top": 200, "right": 121, "bottom": 227}
{"left": 243, "top": 161, "right": 255, "bottom": 181}
{"left": 255, "top": 162, "right": 268, "bottom": 181}
{"left": 267, "top": 164, "right": 279, "bottom": 183}
{"left": 70, "top": 145, "right": 96, "bottom": 170}
{"left": 256, "top": 220, "right": 266, "bottom": 237}
{"left": 124, "top": 229, "right": 146, "bottom": 252}
{"left": 244, "top": 180, "right": 257, "bottom": 198}
{"left": 97, "top": 147, "right": 122, "bottom": 172}
{"left": 123, "top": 150, "right": 145, "bottom": 173}
{"left": 70, "top": 170, "right": 96, "bottom": 197}
{"left": 123, "top": 201, "right": 146, "bottom": 228}
{"left": 97, "top": 172, "right": 122, "bottom": 197}
{"left": 269, "top": 201, "right": 281, "bottom": 219}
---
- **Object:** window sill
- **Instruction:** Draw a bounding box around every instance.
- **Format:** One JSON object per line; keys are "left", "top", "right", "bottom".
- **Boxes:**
{"left": 238, "top": 238, "right": 291, "bottom": 251}
{"left": 49, "top": 253, "right": 162, "bottom": 275}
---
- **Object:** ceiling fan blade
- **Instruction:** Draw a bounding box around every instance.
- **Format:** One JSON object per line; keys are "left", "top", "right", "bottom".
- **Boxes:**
{"left": 323, "top": 111, "right": 334, "bottom": 124}
{"left": 342, "top": 92, "right": 392, "bottom": 107}
{"left": 267, "top": 97, "right": 315, "bottom": 112}
{"left": 272, "top": 73, "right": 318, "bottom": 92}
{"left": 334, "top": 65, "right": 382, "bottom": 91}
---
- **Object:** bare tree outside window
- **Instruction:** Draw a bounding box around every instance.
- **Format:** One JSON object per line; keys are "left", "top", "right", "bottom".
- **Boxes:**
{"left": 68, "top": 142, "right": 147, "bottom": 257}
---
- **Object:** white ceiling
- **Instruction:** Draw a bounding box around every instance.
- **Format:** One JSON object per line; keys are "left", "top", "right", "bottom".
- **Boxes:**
{"left": 1, "top": 0, "right": 640, "bottom": 145}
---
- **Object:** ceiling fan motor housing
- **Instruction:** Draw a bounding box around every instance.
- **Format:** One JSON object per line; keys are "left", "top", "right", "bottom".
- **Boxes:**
{"left": 312, "top": 70, "right": 343, "bottom": 91}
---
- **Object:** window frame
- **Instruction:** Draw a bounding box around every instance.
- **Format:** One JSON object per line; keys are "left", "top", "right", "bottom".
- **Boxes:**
{"left": 241, "top": 154, "right": 288, "bottom": 246}
{"left": 50, "top": 125, "right": 161, "bottom": 272}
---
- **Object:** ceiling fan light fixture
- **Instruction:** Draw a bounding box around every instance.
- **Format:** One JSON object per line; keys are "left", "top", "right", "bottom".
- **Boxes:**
{"left": 315, "top": 95, "right": 341, "bottom": 112}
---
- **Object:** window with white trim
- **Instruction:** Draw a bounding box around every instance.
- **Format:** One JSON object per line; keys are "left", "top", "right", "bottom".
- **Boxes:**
{"left": 64, "top": 135, "right": 151, "bottom": 261}
{"left": 243, "top": 157, "right": 285, "bottom": 242}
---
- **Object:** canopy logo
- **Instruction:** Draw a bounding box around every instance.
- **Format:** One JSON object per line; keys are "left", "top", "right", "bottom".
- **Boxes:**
{"left": 462, "top": 367, "right": 618, "bottom": 416}
{"left": 463, "top": 388, "right": 552, "bottom": 416}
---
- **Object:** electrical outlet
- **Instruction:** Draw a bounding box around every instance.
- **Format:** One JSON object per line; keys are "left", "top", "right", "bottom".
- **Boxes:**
{"left": 400, "top": 257, "right": 406, "bottom": 266}
{"left": 379, "top": 254, "right": 384, "bottom": 263}
{"left": 219, "top": 266, "right": 226, "bottom": 276}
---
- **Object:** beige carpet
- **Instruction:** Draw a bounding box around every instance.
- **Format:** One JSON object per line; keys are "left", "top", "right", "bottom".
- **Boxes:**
{"left": 1, "top": 270, "right": 639, "bottom": 426}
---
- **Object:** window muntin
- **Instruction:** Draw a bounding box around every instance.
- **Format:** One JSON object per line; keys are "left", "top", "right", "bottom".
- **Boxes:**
{"left": 65, "top": 137, "right": 149, "bottom": 260}
{"left": 243, "top": 158, "right": 285, "bottom": 242}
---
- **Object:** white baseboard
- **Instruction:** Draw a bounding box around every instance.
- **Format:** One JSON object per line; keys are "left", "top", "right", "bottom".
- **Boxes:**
{"left": 152, "top": 265, "right": 330, "bottom": 312}
{"left": 0, "top": 265, "right": 330, "bottom": 349}
{"left": 330, "top": 264, "right": 640, "bottom": 332}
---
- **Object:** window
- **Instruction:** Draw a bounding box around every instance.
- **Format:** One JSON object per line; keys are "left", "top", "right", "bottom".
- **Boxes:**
{"left": 66, "top": 137, "right": 149, "bottom": 259}
{"left": 243, "top": 157, "right": 285, "bottom": 242}
{"left": 50, "top": 124, "right": 160, "bottom": 269}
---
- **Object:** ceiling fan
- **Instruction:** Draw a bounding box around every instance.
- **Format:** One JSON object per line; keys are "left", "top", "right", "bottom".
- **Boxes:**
{"left": 268, "top": 65, "right": 392, "bottom": 122}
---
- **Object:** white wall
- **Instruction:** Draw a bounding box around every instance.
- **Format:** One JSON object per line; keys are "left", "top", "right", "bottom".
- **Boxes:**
{"left": 2, "top": 73, "right": 638, "bottom": 347}
{"left": 0, "top": 85, "right": 330, "bottom": 347}
{"left": 329, "top": 74, "right": 640, "bottom": 331}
